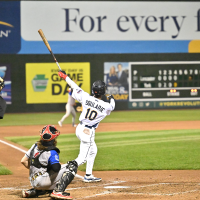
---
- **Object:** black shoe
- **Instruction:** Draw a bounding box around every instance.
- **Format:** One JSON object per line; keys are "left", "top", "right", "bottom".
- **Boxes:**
{"left": 22, "top": 188, "right": 37, "bottom": 198}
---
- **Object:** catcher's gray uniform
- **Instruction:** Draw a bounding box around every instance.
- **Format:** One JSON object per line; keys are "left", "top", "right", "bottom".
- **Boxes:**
{"left": 25, "top": 144, "right": 68, "bottom": 190}
{"left": 22, "top": 125, "right": 78, "bottom": 199}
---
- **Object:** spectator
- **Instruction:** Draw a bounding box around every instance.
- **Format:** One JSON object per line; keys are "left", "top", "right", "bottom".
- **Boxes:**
{"left": 117, "top": 63, "right": 128, "bottom": 90}
{"left": 106, "top": 66, "right": 118, "bottom": 86}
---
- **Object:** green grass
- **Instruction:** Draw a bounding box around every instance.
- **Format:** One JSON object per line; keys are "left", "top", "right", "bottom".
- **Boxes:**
{"left": 1, "top": 109, "right": 200, "bottom": 126}
{"left": 0, "top": 164, "right": 12, "bottom": 175}
{"left": 3, "top": 110, "right": 200, "bottom": 171}
{"left": 6, "top": 129, "right": 200, "bottom": 170}
{"left": 0, "top": 112, "right": 81, "bottom": 126}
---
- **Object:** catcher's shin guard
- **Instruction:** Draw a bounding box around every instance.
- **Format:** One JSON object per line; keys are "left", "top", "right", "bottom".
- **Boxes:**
{"left": 55, "top": 160, "right": 78, "bottom": 192}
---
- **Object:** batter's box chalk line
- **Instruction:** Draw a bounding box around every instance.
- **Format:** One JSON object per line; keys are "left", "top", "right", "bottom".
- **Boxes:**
{"left": 74, "top": 182, "right": 200, "bottom": 199}
{"left": 75, "top": 191, "right": 115, "bottom": 200}
{"left": 104, "top": 186, "right": 131, "bottom": 189}
{"left": 68, "top": 181, "right": 126, "bottom": 190}
{"left": 130, "top": 182, "right": 200, "bottom": 196}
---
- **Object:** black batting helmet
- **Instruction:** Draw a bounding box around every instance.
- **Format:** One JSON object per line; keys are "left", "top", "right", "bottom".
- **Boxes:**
{"left": 92, "top": 80, "right": 106, "bottom": 96}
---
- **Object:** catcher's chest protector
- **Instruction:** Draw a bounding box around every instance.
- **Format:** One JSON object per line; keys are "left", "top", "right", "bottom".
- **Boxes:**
{"left": 30, "top": 144, "right": 60, "bottom": 168}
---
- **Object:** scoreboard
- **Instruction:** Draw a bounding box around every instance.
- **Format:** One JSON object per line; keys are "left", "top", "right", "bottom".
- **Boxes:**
{"left": 129, "top": 61, "right": 200, "bottom": 102}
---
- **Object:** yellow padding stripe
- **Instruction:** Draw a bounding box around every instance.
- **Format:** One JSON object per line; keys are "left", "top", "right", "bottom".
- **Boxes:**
{"left": 188, "top": 40, "right": 200, "bottom": 53}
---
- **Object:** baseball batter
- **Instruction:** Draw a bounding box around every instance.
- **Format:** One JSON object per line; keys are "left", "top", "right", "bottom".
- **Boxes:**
{"left": 58, "top": 88, "right": 76, "bottom": 127}
{"left": 58, "top": 71, "right": 115, "bottom": 182}
{"left": 21, "top": 125, "right": 78, "bottom": 199}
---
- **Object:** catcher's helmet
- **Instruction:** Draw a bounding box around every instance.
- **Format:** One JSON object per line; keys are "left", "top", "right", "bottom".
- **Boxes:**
{"left": 92, "top": 80, "right": 106, "bottom": 96}
{"left": 40, "top": 125, "right": 60, "bottom": 142}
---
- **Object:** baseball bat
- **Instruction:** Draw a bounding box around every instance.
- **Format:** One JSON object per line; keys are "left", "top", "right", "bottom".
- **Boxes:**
{"left": 38, "top": 29, "right": 62, "bottom": 71}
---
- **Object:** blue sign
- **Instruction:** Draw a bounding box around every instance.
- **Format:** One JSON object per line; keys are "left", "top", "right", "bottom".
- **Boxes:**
{"left": 0, "top": 1, "right": 20, "bottom": 54}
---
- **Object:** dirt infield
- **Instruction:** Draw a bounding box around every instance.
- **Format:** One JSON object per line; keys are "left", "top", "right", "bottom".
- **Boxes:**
{"left": 0, "top": 121, "right": 200, "bottom": 200}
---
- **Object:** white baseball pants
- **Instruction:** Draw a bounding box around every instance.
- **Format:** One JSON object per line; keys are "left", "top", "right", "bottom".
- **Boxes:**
{"left": 75, "top": 123, "right": 97, "bottom": 175}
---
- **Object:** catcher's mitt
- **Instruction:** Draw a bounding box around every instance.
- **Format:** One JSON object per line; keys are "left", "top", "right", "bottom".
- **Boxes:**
{"left": 0, "top": 77, "right": 5, "bottom": 91}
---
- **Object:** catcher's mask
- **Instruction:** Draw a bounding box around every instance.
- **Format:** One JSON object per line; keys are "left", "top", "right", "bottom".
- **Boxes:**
{"left": 92, "top": 80, "right": 106, "bottom": 96}
{"left": 40, "top": 125, "right": 60, "bottom": 142}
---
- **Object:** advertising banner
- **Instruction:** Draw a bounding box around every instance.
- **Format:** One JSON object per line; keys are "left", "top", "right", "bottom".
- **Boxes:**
{"left": 26, "top": 63, "right": 90, "bottom": 104}
{"left": 104, "top": 62, "right": 129, "bottom": 101}
{"left": 17, "top": 1, "right": 200, "bottom": 54}
{"left": 0, "top": 1, "right": 20, "bottom": 53}
{"left": 21, "top": 2, "right": 200, "bottom": 41}
{"left": 1, "top": 1, "right": 200, "bottom": 54}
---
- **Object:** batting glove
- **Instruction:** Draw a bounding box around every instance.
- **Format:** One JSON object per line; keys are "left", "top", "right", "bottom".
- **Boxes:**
{"left": 108, "top": 95, "right": 114, "bottom": 102}
{"left": 58, "top": 71, "right": 68, "bottom": 80}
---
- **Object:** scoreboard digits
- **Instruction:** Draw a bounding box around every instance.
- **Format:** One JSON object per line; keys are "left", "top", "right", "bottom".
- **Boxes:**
{"left": 129, "top": 61, "right": 200, "bottom": 101}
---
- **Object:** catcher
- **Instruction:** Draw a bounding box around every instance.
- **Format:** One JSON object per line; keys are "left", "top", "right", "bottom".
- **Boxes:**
{"left": 0, "top": 77, "right": 6, "bottom": 119}
{"left": 21, "top": 125, "right": 78, "bottom": 199}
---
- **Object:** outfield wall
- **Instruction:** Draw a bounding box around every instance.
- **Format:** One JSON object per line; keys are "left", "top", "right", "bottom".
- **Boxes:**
{"left": 1, "top": 53, "right": 200, "bottom": 113}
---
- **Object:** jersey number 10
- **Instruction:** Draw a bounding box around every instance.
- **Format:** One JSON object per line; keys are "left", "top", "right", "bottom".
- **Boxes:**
{"left": 85, "top": 108, "right": 97, "bottom": 121}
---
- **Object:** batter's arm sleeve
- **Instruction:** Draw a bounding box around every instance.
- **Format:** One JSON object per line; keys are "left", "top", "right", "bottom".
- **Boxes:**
{"left": 110, "top": 98, "right": 115, "bottom": 111}
{"left": 65, "top": 77, "right": 80, "bottom": 90}
{"left": 105, "top": 98, "right": 115, "bottom": 115}
{"left": 65, "top": 77, "right": 88, "bottom": 103}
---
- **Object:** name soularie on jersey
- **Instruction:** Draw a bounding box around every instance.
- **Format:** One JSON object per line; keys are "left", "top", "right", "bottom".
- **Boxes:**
{"left": 85, "top": 100, "right": 105, "bottom": 113}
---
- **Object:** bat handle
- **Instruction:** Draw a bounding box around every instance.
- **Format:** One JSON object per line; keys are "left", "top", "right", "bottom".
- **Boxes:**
{"left": 56, "top": 62, "right": 62, "bottom": 71}
{"left": 50, "top": 51, "right": 62, "bottom": 71}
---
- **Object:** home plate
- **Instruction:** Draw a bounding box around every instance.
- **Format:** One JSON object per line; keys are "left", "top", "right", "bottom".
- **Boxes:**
{"left": 104, "top": 186, "right": 131, "bottom": 189}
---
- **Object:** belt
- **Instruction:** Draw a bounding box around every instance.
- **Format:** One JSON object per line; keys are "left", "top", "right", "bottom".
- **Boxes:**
{"left": 31, "top": 172, "right": 43, "bottom": 181}
{"left": 80, "top": 121, "right": 98, "bottom": 129}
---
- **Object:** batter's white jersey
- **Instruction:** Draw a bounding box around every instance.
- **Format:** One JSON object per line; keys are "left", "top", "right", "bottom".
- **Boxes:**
{"left": 65, "top": 77, "right": 115, "bottom": 128}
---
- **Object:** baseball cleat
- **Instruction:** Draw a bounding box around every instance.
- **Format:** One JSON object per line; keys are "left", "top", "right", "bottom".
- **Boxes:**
{"left": 83, "top": 175, "right": 102, "bottom": 183}
{"left": 72, "top": 124, "right": 77, "bottom": 127}
{"left": 58, "top": 121, "right": 62, "bottom": 127}
{"left": 51, "top": 191, "right": 73, "bottom": 199}
{"left": 22, "top": 188, "right": 37, "bottom": 198}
